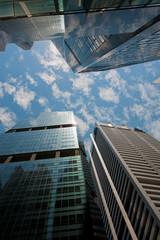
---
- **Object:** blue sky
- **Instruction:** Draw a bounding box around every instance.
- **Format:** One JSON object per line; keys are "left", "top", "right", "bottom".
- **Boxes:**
{"left": 0, "top": 40, "right": 160, "bottom": 149}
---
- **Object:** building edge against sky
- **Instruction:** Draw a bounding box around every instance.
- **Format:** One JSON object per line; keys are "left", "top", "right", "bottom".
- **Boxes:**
{"left": 89, "top": 122, "right": 160, "bottom": 240}
{"left": 1, "top": 1, "right": 160, "bottom": 72}
{"left": 0, "top": 111, "right": 106, "bottom": 240}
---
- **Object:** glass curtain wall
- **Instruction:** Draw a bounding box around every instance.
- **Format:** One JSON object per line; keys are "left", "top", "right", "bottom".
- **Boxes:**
{"left": 1, "top": 0, "right": 160, "bottom": 19}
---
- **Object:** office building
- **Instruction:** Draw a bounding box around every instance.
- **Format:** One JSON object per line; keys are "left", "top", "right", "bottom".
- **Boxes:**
{"left": 1, "top": 1, "right": 160, "bottom": 72}
{"left": 89, "top": 122, "right": 160, "bottom": 239}
{"left": 0, "top": 111, "right": 106, "bottom": 240}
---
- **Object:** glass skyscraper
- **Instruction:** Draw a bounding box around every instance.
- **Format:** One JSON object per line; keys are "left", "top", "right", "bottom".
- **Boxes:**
{"left": 1, "top": 1, "right": 160, "bottom": 72}
{"left": 89, "top": 122, "right": 160, "bottom": 240}
{"left": 0, "top": 111, "right": 106, "bottom": 240}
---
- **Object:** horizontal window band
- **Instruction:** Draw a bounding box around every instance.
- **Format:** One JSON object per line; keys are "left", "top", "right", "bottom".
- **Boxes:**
{"left": 0, "top": 149, "right": 80, "bottom": 164}
{"left": 6, "top": 124, "right": 76, "bottom": 133}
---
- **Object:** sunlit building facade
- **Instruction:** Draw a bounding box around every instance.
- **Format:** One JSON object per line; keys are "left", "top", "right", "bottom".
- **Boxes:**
{"left": 89, "top": 122, "right": 160, "bottom": 240}
{"left": 1, "top": 1, "right": 160, "bottom": 72}
{"left": 0, "top": 112, "right": 106, "bottom": 240}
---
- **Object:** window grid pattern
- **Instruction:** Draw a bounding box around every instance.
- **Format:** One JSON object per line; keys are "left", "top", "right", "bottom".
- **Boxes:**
{"left": 118, "top": 129, "right": 160, "bottom": 170}
{"left": 8, "top": 124, "right": 75, "bottom": 133}
{"left": 136, "top": 131, "right": 160, "bottom": 152}
{"left": 65, "top": 36, "right": 107, "bottom": 64}
{"left": 0, "top": 156, "right": 87, "bottom": 239}
{"left": 91, "top": 126, "right": 160, "bottom": 239}
{"left": 12, "top": 111, "right": 75, "bottom": 129}
{"left": 89, "top": 30, "right": 160, "bottom": 71}
{"left": 91, "top": 136, "right": 131, "bottom": 239}
{"left": 0, "top": 15, "right": 65, "bottom": 41}
{"left": 1, "top": 0, "right": 160, "bottom": 18}
{"left": 0, "top": 127, "right": 78, "bottom": 156}
{"left": 102, "top": 126, "right": 160, "bottom": 213}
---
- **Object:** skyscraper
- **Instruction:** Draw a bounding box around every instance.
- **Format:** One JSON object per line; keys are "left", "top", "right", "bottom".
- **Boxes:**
{"left": 1, "top": 1, "right": 160, "bottom": 72}
{"left": 89, "top": 122, "right": 160, "bottom": 240}
{"left": 0, "top": 111, "right": 106, "bottom": 240}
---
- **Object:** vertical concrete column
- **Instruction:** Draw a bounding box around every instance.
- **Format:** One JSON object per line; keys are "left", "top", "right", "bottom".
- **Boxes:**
{"left": 30, "top": 153, "right": 37, "bottom": 161}
{"left": 5, "top": 156, "right": 13, "bottom": 163}
{"left": 55, "top": 151, "right": 60, "bottom": 158}
{"left": 75, "top": 149, "right": 79, "bottom": 156}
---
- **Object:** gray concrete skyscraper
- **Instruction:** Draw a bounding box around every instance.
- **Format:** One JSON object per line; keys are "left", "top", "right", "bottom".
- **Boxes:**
{"left": 89, "top": 122, "right": 160, "bottom": 239}
{"left": 1, "top": 1, "right": 160, "bottom": 72}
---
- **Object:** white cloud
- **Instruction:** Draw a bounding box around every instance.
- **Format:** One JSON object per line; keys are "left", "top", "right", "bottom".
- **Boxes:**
{"left": 38, "top": 96, "right": 52, "bottom": 112}
{"left": 5, "top": 63, "right": 9, "bottom": 69}
{"left": 99, "top": 86, "right": 119, "bottom": 103}
{"left": 52, "top": 83, "right": 71, "bottom": 104}
{"left": 79, "top": 106, "right": 95, "bottom": 125}
{"left": 0, "top": 82, "right": 16, "bottom": 96}
{"left": 105, "top": 70, "right": 121, "bottom": 86}
{"left": 37, "top": 70, "right": 56, "bottom": 85}
{"left": 38, "top": 97, "right": 51, "bottom": 112}
{"left": 69, "top": 97, "right": 83, "bottom": 109}
{"left": 129, "top": 82, "right": 160, "bottom": 121}
{"left": 44, "top": 107, "right": 52, "bottom": 112}
{"left": 105, "top": 69, "right": 130, "bottom": 97}
{"left": 19, "top": 54, "right": 24, "bottom": 61}
{"left": 135, "top": 82, "right": 160, "bottom": 115}
{"left": 38, "top": 97, "right": 48, "bottom": 106}
{"left": 33, "top": 42, "right": 70, "bottom": 73}
{"left": 0, "top": 82, "right": 3, "bottom": 98}
{"left": 70, "top": 74, "right": 94, "bottom": 96}
{"left": 138, "top": 82, "right": 159, "bottom": 102}
{"left": 74, "top": 115, "right": 89, "bottom": 137}
{"left": 130, "top": 104, "right": 151, "bottom": 122}
{"left": 26, "top": 73, "right": 37, "bottom": 86}
{"left": 0, "top": 107, "right": 16, "bottom": 128}
{"left": 3, "top": 82, "right": 16, "bottom": 95}
{"left": 52, "top": 83, "right": 61, "bottom": 98}
{"left": 13, "top": 86, "right": 36, "bottom": 110}
{"left": 94, "top": 105, "right": 112, "bottom": 122}
{"left": 144, "top": 62, "right": 157, "bottom": 77}
{"left": 93, "top": 105, "right": 121, "bottom": 123}
{"left": 123, "top": 106, "right": 130, "bottom": 121}
{"left": 9, "top": 76, "right": 17, "bottom": 83}
{"left": 123, "top": 67, "right": 131, "bottom": 74}
{"left": 129, "top": 81, "right": 160, "bottom": 126}
{"left": 18, "top": 48, "right": 24, "bottom": 62}
{"left": 130, "top": 104, "right": 145, "bottom": 119}
{"left": 145, "top": 119, "right": 160, "bottom": 141}
{"left": 84, "top": 138, "right": 91, "bottom": 151}
{"left": 91, "top": 72, "right": 101, "bottom": 76}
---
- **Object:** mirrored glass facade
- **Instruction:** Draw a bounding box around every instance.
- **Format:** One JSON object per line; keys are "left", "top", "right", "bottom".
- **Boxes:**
{"left": 12, "top": 111, "right": 75, "bottom": 129}
{"left": 53, "top": 5, "right": 160, "bottom": 73}
{"left": 80, "top": 29, "right": 160, "bottom": 72}
{"left": 0, "top": 111, "right": 106, "bottom": 239}
{"left": 0, "top": 157, "right": 87, "bottom": 240}
{"left": 1, "top": 0, "right": 160, "bottom": 70}
{"left": 0, "top": 127, "right": 78, "bottom": 156}
{"left": 1, "top": 0, "right": 160, "bottom": 19}
{"left": 1, "top": 0, "right": 160, "bottom": 71}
